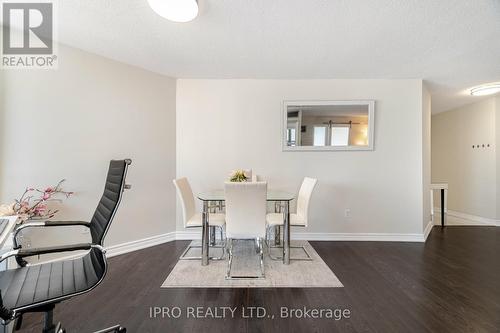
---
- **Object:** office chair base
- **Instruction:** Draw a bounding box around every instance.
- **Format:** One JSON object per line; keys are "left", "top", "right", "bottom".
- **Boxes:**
{"left": 44, "top": 323, "right": 126, "bottom": 333}
{"left": 93, "top": 324, "right": 127, "bottom": 333}
{"left": 41, "top": 321, "right": 125, "bottom": 333}
{"left": 17, "top": 302, "right": 125, "bottom": 333}
{"left": 40, "top": 305, "right": 57, "bottom": 333}
{"left": 54, "top": 322, "right": 64, "bottom": 333}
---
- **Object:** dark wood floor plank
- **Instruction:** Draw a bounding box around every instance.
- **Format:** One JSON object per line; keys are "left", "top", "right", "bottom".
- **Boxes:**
{"left": 17, "top": 226, "right": 500, "bottom": 333}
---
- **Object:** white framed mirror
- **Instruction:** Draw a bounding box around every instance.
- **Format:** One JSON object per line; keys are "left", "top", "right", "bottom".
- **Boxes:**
{"left": 283, "top": 100, "right": 375, "bottom": 151}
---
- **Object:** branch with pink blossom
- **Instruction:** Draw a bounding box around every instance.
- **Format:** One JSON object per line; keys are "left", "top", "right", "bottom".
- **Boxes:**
{"left": 13, "top": 179, "right": 73, "bottom": 220}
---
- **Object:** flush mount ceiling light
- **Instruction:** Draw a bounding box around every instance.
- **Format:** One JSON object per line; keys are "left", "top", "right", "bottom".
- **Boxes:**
{"left": 147, "top": 0, "right": 199, "bottom": 23}
{"left": 470, "top": 83, "right": 500, "bottom": 96}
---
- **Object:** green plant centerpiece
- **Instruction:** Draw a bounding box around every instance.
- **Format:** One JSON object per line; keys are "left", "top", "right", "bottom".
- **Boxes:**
{"left": 229, "top": 170, "right": 248, "bottom": 182}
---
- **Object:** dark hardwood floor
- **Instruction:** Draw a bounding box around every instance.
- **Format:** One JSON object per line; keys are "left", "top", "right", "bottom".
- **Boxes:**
{"left": 19, "top": 227, "right": 500, "bottom": 332}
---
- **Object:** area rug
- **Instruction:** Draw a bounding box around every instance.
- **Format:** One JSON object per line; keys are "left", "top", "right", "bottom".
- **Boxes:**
{"left": 161, "top": 240, "right": 343, "bottom": 288}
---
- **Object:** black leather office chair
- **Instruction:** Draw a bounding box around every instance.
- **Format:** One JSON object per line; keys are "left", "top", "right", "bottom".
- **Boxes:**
{"left": 0, "top": 159, "right": 132, "bottom": 333}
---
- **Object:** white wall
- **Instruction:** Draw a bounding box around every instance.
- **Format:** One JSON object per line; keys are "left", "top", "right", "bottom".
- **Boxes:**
{"left": 432, "top": 98, "right": 497, "bottom": 220}
{"left": 422, "top": 84, "right": 432, "bottom": 231}
{"left": 0, "top": 72, "right": 5, "bottom": 202}
{"left": 176, "top": 79, "right": 427, "bottom": 237}
{"left": 496, "top": 97, "right": 500, "bottom": 220}
{"left": 0, "top": 44, "right": 177, "bottom": 248}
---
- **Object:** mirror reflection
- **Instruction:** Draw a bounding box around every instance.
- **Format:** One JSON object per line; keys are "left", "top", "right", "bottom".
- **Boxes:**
{"left": 284, "top": 101, "right": 374, "bottom": 151}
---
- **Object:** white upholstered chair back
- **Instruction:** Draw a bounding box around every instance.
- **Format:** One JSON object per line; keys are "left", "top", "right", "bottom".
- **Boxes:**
{"left": 173, "top": 177, "right": 196, "bottom": 228}
{"left": 224, "top": 181, "right": 267, "bottom": 239}
{"left": 296, "top": 177, "right": 318, "bottom": 227}
{"left": 244, "top": 169, "right": 252, "bottom": 181}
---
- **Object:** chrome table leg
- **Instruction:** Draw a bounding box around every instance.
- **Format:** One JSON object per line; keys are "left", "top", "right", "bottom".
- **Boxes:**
{"left": 274, "top": 225, "right": 281, "bottom": 245}
{"left": 225, "top": 239, "right": 233, "bottom": 279}
{"left": 283, "top": 201, "right": 290, "bottom": 265}
{"left": 210, "top": 226, "right": 216, "bottom": 246}
{"left": 201, "top": 201, "right": 209, "bottom": 266}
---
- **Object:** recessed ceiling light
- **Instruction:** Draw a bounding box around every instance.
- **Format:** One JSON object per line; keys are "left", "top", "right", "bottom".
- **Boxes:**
{"left": 470, "top": 83, "right": 500, "bottom": 96}
{"left": 147, "top": 0, "right": 199, "bottom": 23}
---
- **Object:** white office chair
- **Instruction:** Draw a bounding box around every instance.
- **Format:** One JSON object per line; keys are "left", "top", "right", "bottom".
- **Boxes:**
{"left": 224, "top": 181, "right": 267, "bottom": 279}
{"left": 266, "top": 177, "right": 317, "bottom": 260}
{"left": 173, "top": 177, "right": 225, "bottom": 260}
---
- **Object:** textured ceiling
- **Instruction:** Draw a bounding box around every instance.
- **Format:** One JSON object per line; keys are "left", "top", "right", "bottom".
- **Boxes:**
{"left": 32, "top": 1, "right": 500, "bottom": 112}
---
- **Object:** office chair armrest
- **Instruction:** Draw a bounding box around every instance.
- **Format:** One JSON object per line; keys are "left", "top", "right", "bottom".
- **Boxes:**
{"left": 17, "top": 243, "right": 93, "bottom": 257}
{"left": 15, "top": 220, "right": 90, "bottom": 232}
{"left": 0, "top": 243, "right": 95, "bottom": 262}
{"left": 44, "top": 220, "right": 90, "bottom": 227}
{"left": 13, "top": 221, "right": 91, "bottom": 247}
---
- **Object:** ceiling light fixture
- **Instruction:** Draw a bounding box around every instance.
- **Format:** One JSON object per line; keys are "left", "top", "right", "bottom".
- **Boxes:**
{"left": 470, "top": 83, "right": 500, "bottom": 96}
{"left": 147, "top": 0, "right": 199, "bottom": 23}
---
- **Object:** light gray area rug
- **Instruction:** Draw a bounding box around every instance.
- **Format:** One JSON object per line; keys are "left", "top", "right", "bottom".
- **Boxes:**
{"left": 161, "top": 240, "right": 343, "bottom": 288}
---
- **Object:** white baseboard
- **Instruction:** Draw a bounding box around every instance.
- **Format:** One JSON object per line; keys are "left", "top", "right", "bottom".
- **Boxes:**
{"left": 423, "top": 220, "right": 434, "bottom": 241}
{"left": 24, "top": 228, "right": 434, "bottom": 265}
{"left": 433, "top": 208, "right": 499, "bottom": 226}
{"left": 27, "top": 232, "right": 178, "bottom": 264}
{"left": 175, "top": 230, "right": 202, "bottom": 240}
{"left": 105, "top": 232, "right": 176, "bottom": 258}
{"left": 31, "top": 211, "right": 500, "bottom": 261}
{"left": 98, "top": 210, "right": 500, "bottom": 259}
{"left": 173, "top": 230, "right": 425, "bottom": 242}
{"left": 291, "top": 232, "right": 425, "bottom": 242}
{"left": 109, "top": 220, "right": 494, "bottom": 259}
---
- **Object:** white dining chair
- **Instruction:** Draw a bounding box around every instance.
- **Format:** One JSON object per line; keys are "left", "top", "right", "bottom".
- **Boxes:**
{"left": 173, "top": 177, "right": 226, "bottom": 260}
{"left": 224, "top": 181, "right": 267, "bottom": 279}
{"left": 244, "top": 169, "right": 253, "bottom": 181}
{"left": 251, "top": 173, "right": 265, "bottom": 182}
{"left": 220, "top": 169, "right": 255, "bottom": 214}
{"left": 265, "top": 177, "right": 317, "bottom": 260}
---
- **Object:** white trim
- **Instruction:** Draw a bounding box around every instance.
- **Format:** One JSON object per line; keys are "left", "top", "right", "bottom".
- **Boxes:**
{"left": 291, "top": 232, "right": 425, "bottom": 242}
{"left": 433, "top": 208, "right": 499, "bottom": 226}
{"left": 25, "top": 232, "right": 178, "bottom": 265}
{"left": 29, "top": 227, "right": 436, "bottom": 264}
{"left": 105, "top": 232, "right": 177, "bottom": 257}
{"left": 430, "top": 183, "right": 448, "bottom": 190}
{"left": 25, "top": 212, "right": 500, "bottom": 262}
{"left": 175, "top": 230, "right": 202, "bottom": 240}
{"left": 28, "top": 225, "right": 457, "bottom": 264}
{"left": 174, "top": 230, "right": 425, "bottom": 242}
{"left": 423, "top": 220, "right": 434, "bottom": 241}
{"left": 29, "top": 213, "right": 500, "bottom": 262}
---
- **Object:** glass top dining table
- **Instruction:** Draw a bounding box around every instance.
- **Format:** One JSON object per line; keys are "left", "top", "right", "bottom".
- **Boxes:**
{"left": 197, "top": 189, "right": 295, "bottom": 266}
{"left": 198, "top": 190, "right": 294, "bottom": 202}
